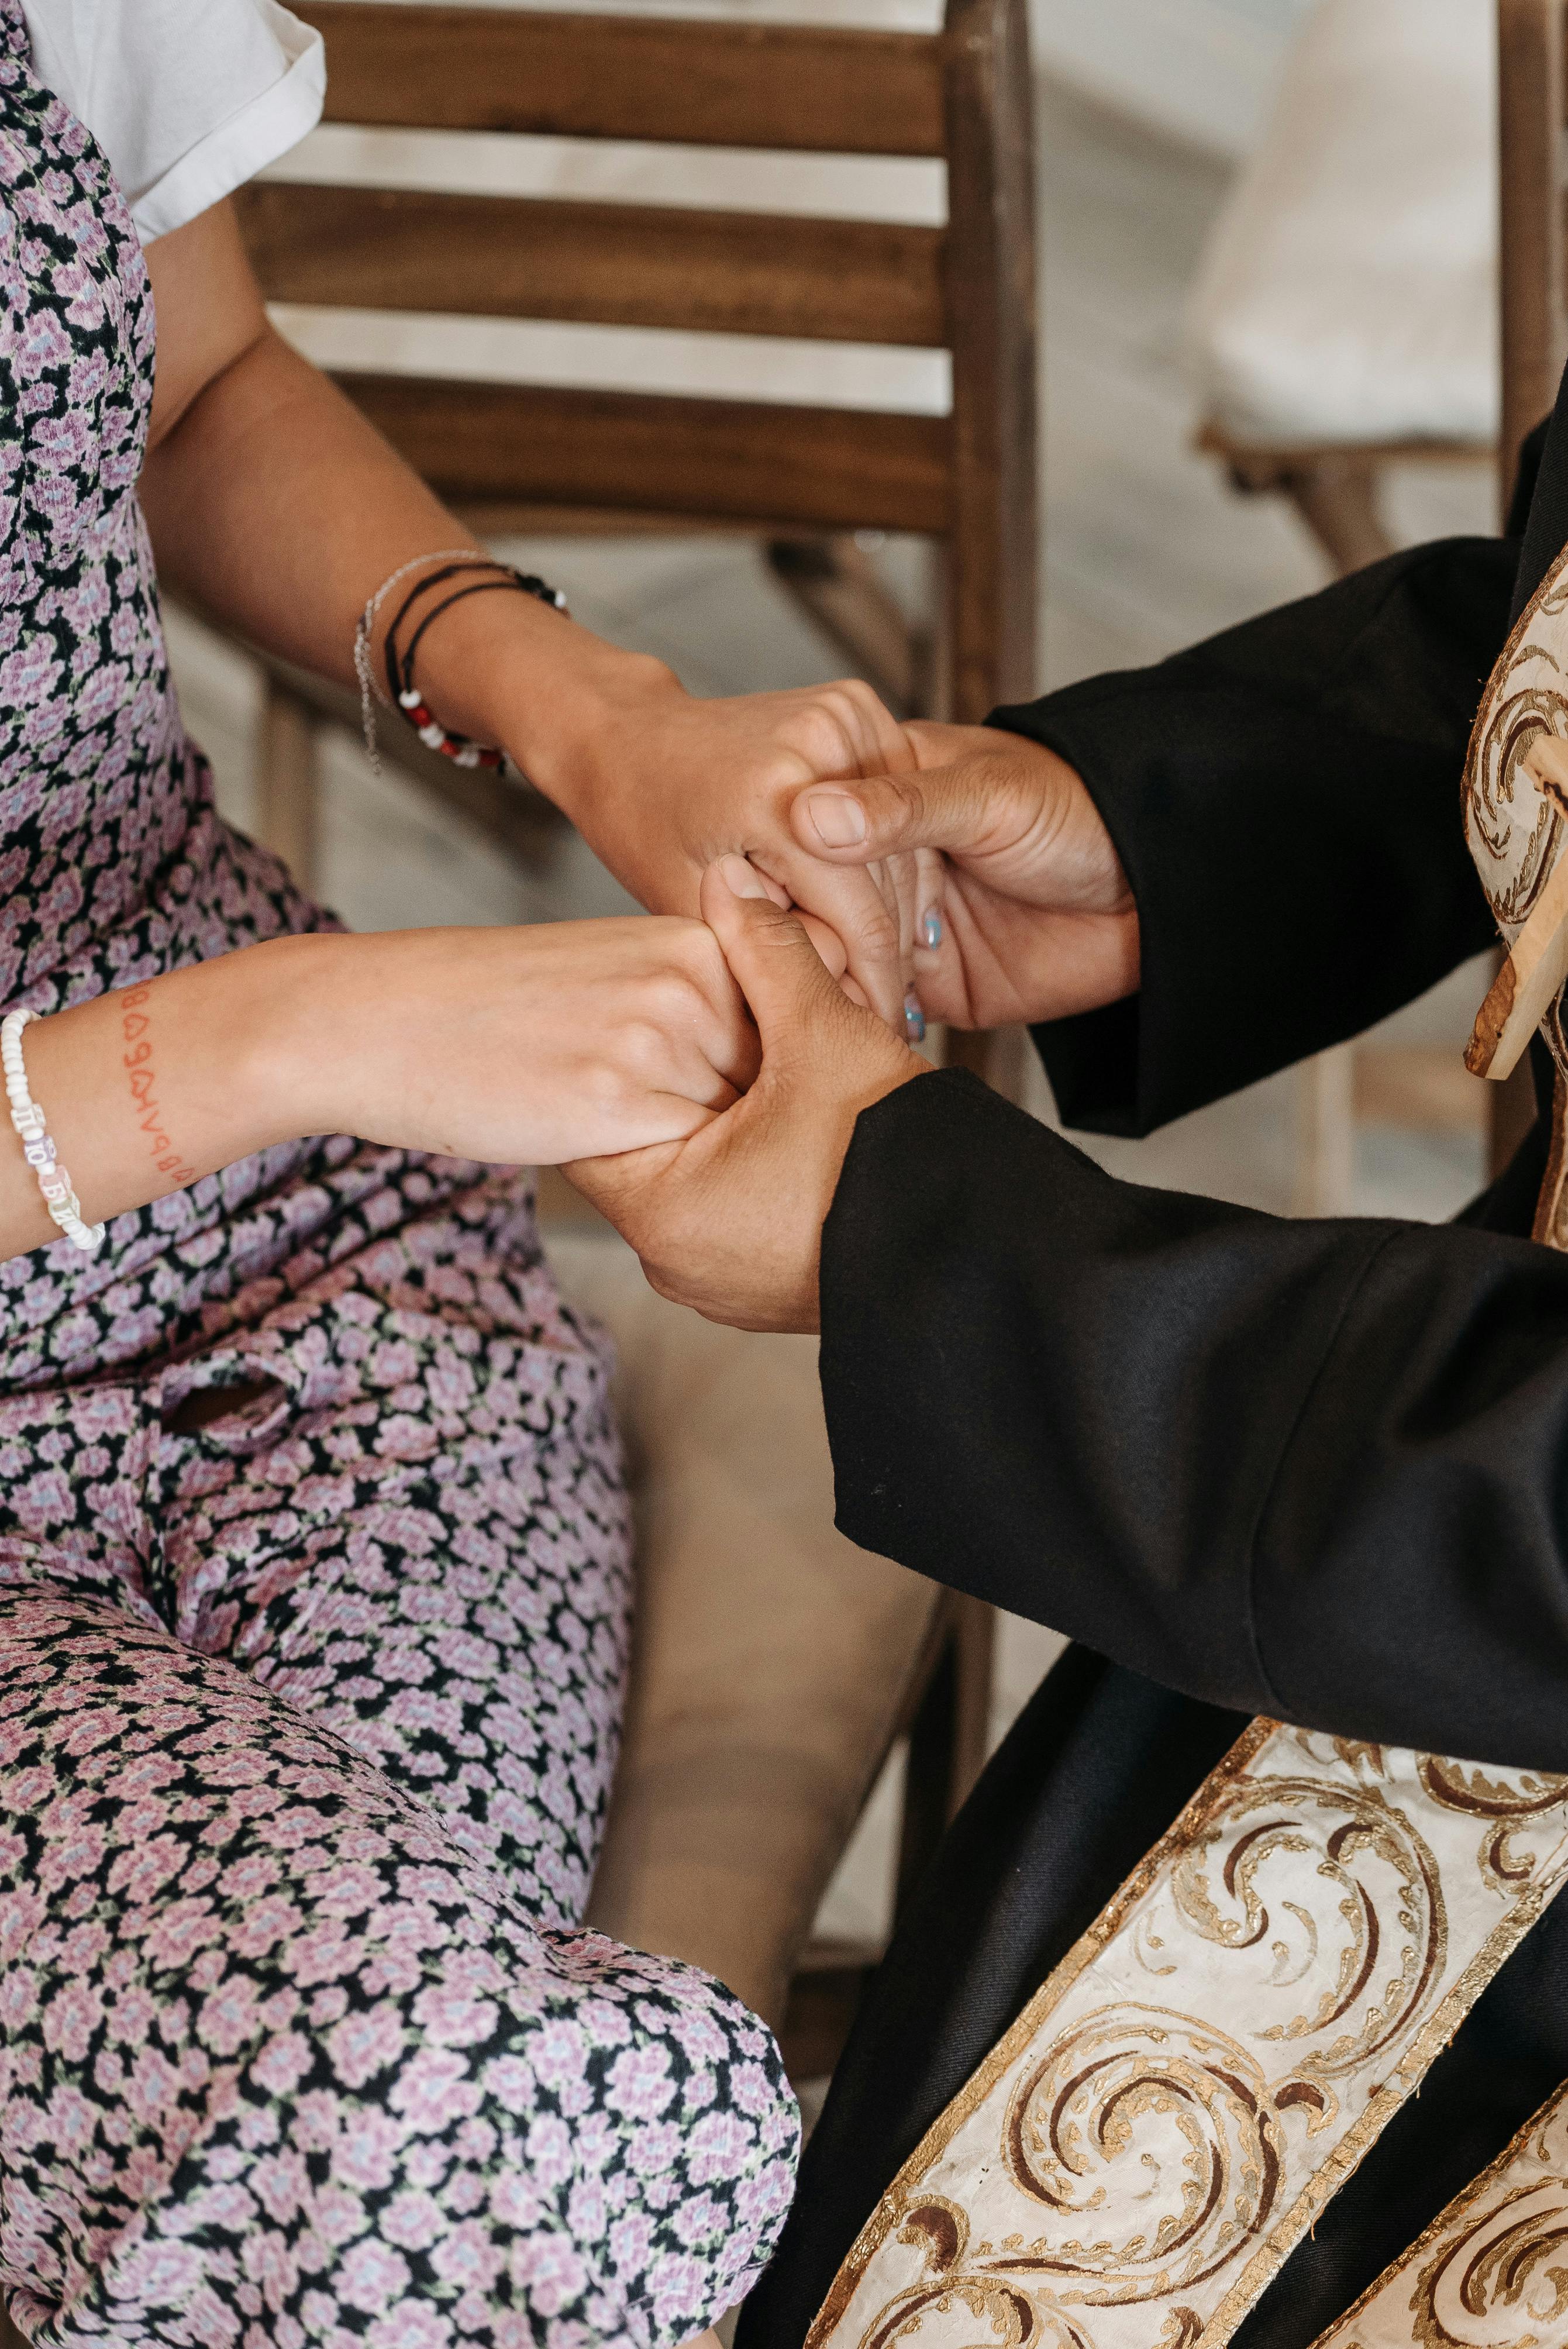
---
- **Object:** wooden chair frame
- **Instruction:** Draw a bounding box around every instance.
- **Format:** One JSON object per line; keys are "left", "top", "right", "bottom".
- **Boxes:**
{"left": 1201, "top": 4, "right": 1568, "bottom": 1200}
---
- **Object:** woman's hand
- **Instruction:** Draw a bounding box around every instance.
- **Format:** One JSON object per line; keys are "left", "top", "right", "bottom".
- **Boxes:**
{"left": 787, "top": 722, "right": 1140, "bottom": 1028}
{"left": 500, "top": 653, "right": 929, "bottom": 1031}
{"left": 2, "top": 917, "right": 754, "bottom": 1264}
{"left": 274, "top": 918, "right": 757, "bottom": 1167}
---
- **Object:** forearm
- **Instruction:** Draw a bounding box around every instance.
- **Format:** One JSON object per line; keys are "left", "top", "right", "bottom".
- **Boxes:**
{"left": 138, "top": 325, "right": 668, "bottom": 811}
{"left": 0, "top": 939, "right": 320, "bottom": 1258}
{"left": 822, "top": 1069, "right": 1568, "bottom": 1771}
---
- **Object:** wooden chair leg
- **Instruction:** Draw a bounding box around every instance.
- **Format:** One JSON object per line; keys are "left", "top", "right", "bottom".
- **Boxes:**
{"left": 256, "top": 679, "right": 320, "bottom": 892}
{"left": 1224, "top": 452, "right": 1395, "bottom": 581}
{"left": 1281, "top": 458, "right": 1395, "bottom": 577}
{"left": 766, "top": 536, "right": 929, "bottom": 718}
{"left": 1294, "top": 1044, "right": 1356, "bottom": 1215}
{"left": 778, "top": 1594, "right": 995, "bottom": 2082}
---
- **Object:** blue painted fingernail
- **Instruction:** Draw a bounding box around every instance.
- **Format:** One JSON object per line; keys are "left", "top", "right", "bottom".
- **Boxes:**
{"left": 904, "top": 989, "right": 926, "bottom": 1043}
{"left": 921, "top": 907, "right": 943, "bottom": 950}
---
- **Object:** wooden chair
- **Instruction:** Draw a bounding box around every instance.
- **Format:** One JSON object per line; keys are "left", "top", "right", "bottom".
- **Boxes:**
{"left": 547, "top": 1224, "right": 994, "bottom": 2069}
{"left": 1195, "top": 1, "right": 1564, "bottom": 1206}
{"left": 230, "top": 0, "right": 1036, "bottom": 879}
{"left": 1188, "top": 0, "right": 1497, "bottom": 580}
{"left": 209, "top": 0, "right": 1039, "bottom": 2078}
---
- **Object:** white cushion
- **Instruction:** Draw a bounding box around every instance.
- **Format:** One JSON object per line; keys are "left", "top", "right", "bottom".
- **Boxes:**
{"left": 1184, "top": 0, "right": 1498, "bottom": 450}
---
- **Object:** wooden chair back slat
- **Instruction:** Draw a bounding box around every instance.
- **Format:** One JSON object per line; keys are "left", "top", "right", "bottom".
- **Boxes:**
{"left": 256, "top": 0, "right": 1036, "bottom": 719}
{"left": 943, "top": 0, "right": 1038, "bottom": 716}
{"left": 236, "top": 184, "right": 947, "bottom": 347}
{"left": 1498, "top": 0, "right": 1568, "bottom": 509}
{"left": 291, "top": 2, "right": 946, "bottom": 156}
{"left": 340, "top": 376, "right": 952, "bottom": 533}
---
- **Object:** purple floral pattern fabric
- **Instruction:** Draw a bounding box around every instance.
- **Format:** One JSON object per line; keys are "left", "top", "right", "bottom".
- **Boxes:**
{"left": 0, "top": 12, "right": 798, "bottom": 2344}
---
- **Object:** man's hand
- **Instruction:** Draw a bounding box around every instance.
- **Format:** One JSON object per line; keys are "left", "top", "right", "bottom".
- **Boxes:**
{"left": 788, "top": 721, "right": 1140, "bottom": 1029}
{"left": 564, "top": 858, "right": 930, "bottom": 1332}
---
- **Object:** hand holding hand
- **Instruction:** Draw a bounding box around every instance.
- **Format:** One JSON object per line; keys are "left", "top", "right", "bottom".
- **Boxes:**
{"left": 513, "top": 661, "right": 929, "bottom": 1030}
{"left": 280, "top": 915, "right": 757, "bottom": 1169}
{"left": 564, "top": 859, "right": 930, "bottom": 1331}
{"left": 789, "top": 721, "right": 1140, "bottom": 1029}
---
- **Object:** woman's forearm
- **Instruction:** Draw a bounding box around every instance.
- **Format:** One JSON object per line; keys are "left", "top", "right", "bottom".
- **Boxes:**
{"left": 0, "top": 919, "right": 753, "bottom": 1265}
{"left": 138, "top": 322, "right": 660, "bottom": 804}
{"left": 0, "top": 942, "right": 315, "bottom": 1257}
{"left": 135, "top": 200, "right": 923, "bottom": 1023}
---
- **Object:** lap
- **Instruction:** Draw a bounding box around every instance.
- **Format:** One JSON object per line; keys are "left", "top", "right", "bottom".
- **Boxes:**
{"left": 182, "top": 1431, "right": 633, "bottom": 1930}
{"left": 0, "top": 1587, "right": 797, "bottom": 2349}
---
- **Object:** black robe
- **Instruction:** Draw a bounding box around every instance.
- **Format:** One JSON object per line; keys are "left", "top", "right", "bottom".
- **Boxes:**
{"left": 735, "top": 405, "right": 1568, "bottom": 2348}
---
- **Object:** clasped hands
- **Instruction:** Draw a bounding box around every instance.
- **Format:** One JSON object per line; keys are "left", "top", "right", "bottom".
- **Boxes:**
{"left": 562, "top": 720, "right": 1140, "bottom": 1337}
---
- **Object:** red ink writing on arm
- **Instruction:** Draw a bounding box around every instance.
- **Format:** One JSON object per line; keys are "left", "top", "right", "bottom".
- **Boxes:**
{"left": 119, "top": 984, "right": 198, "bottom": 1189}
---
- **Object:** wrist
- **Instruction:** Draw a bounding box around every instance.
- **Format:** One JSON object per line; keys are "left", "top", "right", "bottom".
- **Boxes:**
{"left": 9, "top": 939, "right": 332, "bottom": 1236}
{"left": 498, "top": 641, "right": 685, "bottom": 824}
{"left": 391, "top": 573, "right": 685, "bottom": 822}
{"left": 235, "top": 931, "right": 363, "bottom": 1148}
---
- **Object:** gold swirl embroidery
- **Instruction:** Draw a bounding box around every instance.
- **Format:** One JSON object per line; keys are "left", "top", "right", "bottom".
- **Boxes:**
{"left": 1170, "top": 1776, "right": 1446, "bottom": 2078}
{"left": 1314, "top": 2091, "right": 1568, "bottom": 2345}
{"left": 1465, "top": 688, "right": 1568, "bottom": 925}
{"left": 1417, "top": 1759, "right": 1568, "bottom": 1891}
{"left": 859, "top": 2204, "right": 1096, "bottom": 2349}
{"left": 999, "top": 2007, "right": 1282, "bottom": 2302}
{"left": 1408, "top": 2185, "right": 1568, "bottom": 2345}
{"left": 809, "top": 1725, "right": 1568, "bottom": 2349}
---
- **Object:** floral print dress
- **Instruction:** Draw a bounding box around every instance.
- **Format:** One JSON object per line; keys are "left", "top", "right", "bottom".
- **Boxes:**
{"left": 0, "top": 15, "right": 797, "bottom": 2347}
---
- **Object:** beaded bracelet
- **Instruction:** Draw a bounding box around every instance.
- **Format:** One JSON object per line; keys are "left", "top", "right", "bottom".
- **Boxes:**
{"left": 1, "top": 1008, "right": 105, "bottom": 1252}
{"left": 352, "top": 552, "right": 567, "bottom": 777}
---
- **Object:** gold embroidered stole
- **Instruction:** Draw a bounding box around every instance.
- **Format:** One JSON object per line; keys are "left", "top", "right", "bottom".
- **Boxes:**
{"left": 1312, "top": 2088, "right": 1568, "bottom": 2347}
{"left": 807, "top": 1725, "right": 1568, "bottom": 2349}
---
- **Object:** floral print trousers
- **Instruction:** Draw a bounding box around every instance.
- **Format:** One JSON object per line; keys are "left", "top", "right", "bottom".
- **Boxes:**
{"left": 0, "top": 1308, "right": 798, "bottom": 2349}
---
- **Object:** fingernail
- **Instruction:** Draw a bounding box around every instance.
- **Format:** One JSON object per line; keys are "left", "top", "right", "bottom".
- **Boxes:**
{"left": 718, "top": 854, "right": 772, "bottom": 900}
{"left": 921, "top": 907, "right": 943, "bottom": 950}
{"left": 805, "top": 789, "right": 867, "bottom": 849}
{"left": 904, "top": 988, "right": 926, "bottom": 1044}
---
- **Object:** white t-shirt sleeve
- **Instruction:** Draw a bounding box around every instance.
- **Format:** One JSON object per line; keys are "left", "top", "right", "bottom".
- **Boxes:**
{"left": 20, "top": 0, "right": 326, "bottom": 243}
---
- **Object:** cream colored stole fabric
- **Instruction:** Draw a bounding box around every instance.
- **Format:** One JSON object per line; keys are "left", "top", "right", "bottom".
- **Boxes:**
{"left": 808, "top": 1724, "right": 1568, "bottom": 2349}
{"left": 1312, "top": 2087, "right": 1568, "bottom": 2347}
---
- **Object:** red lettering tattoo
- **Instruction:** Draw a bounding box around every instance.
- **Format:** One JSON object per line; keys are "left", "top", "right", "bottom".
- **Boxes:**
{"left": 119, "top": 984, "right": 198, "bottom": 1189}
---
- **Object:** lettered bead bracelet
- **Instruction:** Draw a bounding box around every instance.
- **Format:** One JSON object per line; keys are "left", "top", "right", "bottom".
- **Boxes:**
{"left": 1, "top": 1008, "right": 105, "bottom": 1251}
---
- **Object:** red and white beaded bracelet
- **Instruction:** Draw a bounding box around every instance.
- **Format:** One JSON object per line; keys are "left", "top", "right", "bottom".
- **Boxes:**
{"left": 2, "top": 1008, "right": 105, "bottom": 1252}
{"left": 352, "top": 552, "right": 568, "bottom": 777}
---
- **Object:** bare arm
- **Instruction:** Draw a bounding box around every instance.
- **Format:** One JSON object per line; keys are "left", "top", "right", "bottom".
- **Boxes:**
{"left": 137, "top": 201, "right": 636, "bottom": 759}
{"left": 0, "top": 192, "right": 916, "bottom": 1264}
{"left": 137, "top": 203, "right": 923, "bottom": 1021}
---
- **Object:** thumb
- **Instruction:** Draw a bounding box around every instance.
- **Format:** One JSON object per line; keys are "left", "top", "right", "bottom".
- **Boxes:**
{"left": 701, "top": 855, "right": 860, "bottom": 1059}
{"left": 791, "top": 762, "right": 1006, "bottom": 863}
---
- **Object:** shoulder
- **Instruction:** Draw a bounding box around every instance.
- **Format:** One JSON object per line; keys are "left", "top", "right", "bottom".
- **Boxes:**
{"left": 19, "top": 0, "right": 325, "bottom": 242}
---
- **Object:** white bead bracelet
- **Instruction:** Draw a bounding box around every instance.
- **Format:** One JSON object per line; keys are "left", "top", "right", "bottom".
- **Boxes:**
{"left": 1, "top": 1008, "right": 105, "bottom": 1252}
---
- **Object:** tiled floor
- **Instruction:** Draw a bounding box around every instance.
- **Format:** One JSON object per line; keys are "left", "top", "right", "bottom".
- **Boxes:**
{"left": 164, "top": 73, "right": 1503, "bottom": 1951}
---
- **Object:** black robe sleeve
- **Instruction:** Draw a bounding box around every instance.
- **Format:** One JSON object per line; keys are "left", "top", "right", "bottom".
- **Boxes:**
{"left": 991, "top": 536, "right": 1515, "bottom": 1135}
{"left": 820, "top": 1069, "right": 1568, "bottom": 1772}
